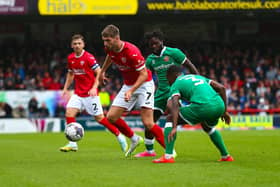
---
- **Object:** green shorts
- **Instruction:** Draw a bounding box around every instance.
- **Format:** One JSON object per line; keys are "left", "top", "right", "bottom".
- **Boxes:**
{"left": 154, "top": 94, "right": 169, "bottom": 114}
{"left": 179, "top": 97, "right": 225, "bottom": 127}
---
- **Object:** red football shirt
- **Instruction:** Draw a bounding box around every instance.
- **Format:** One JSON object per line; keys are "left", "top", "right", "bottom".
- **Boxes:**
{"left": 67, "top": 50, "right": 99, "bottom": 97}
{"left": 105, "top": 42, "right": 152, "bottom": 85}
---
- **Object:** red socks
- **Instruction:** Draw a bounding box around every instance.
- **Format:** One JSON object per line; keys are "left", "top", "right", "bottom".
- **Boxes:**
{"left": 150, "top": 124, "right": 165, "bottom": 148}
{"left": 114, "top": 118, "right": 134, "bottom": 138}
{"left": 99, "top": 117, "right": 120, "bottom": 136}
{"left": 66, "top": 117, "right": 76, "bottom": 124}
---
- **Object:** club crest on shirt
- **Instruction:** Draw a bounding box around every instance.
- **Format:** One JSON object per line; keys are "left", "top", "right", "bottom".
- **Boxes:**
{"left": 152, "top": 60, "right": 155, "bottom": 65}
{"left": 80, "top": 61, "right": 85, "bottom": 66}
{"left": 163, "top": 56, "right": 169, "bottom": 62}
{"left": 121, "top": 57, "right": 127, "bottom": 63}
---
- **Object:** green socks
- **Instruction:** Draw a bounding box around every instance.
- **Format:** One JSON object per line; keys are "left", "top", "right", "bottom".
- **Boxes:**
{"left": 164, "top": 122, "right": 176, "bottom": 154}
{"left": 144, "top": 138, "right": 155, "bottom": 151}
{"left": 209, "top": 128, "right": 229, "bottom": 156}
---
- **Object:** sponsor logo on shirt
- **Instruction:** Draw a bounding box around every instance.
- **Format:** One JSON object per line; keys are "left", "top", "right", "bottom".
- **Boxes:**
{"left": 80, "top": 61, "right": 85, "bottom": 66}
{"left": 72, "top": 69, "right": 86, "bottom": 75}
{"left": 163, "top": 56, "right": 169, "bottom": 62}
{"left": 116, "top": 64, "right": 130, "bottom": 71}
{"left": 154, "top": 63, "right": 174, "bottom": 71}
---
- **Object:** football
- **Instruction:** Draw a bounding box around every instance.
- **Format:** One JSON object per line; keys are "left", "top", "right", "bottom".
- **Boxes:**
{"left": 65, "top": 122, "right": 84, "bottom": 142}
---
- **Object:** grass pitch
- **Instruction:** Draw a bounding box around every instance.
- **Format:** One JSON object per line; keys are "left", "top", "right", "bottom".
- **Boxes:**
{"left": 0, "top": 130, "right": 279, "bottom": 187}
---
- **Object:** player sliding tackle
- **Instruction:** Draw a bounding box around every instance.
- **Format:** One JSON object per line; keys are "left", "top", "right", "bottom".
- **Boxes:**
{"left": 99, "top": 24, "right": 166, "bottom": 157}
{"left": 153, "top": 65, "right": 234, "bottom": 163}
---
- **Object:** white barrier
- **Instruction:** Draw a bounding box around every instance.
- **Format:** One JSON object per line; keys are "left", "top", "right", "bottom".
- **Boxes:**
{"left": 0, "top": 118, "right": 61, "bottom": 133}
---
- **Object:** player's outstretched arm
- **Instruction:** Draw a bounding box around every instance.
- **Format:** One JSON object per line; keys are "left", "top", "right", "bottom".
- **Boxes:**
{"left": 124, "top": 68, "right": 148, "bottom": 102}
{"left": 99, "top": 55, "right": 112, "bottom": 85}
{"left": 62, "top": 71, "right": 74, "bottom": 96}
{"left": 221, "top": 112, "right": 231, "bottom": 125}
{"left": 89, "top": 67, "right": 101, "bottom": 96}
{"left": 167, "top": 96, "right": 180, "bottom": 142}
{"left": 210, "top": 80, "right": 227, "bottom": 110}
{"left": 210, "top": 80, "right": 231, "bottom": 125}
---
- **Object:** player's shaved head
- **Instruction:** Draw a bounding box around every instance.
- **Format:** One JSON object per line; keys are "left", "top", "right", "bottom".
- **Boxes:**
{"left": 167, "top": 65, "right": 182, "bottom": 75}
{"left": 167, "top": 65, "right": 182, "bottom": 85}
{"left": 102, "top": 24, "right": 120, "bottom": 38}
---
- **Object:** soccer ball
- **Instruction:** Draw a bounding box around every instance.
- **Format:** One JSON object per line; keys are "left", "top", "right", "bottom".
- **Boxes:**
{"left": 65, "top": 122, "right": 84, "bottom": 142}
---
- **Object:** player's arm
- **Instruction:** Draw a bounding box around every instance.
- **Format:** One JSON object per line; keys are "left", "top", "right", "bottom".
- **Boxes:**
{"left": 210, "top": 80, "right": 231, "bottom": 124}
{"left": 99, "top": 55, "right": 112, "bottom": 85}
{"left": 182, "top": 57, "right": 199, "bottom": 74}
{"left": 89, "top": 66, "right": 101, "bottom": 96}
{"left": 125, "top": 67, "right": 148, "bottom": 102}
{"left": 169, "top": 95, "right": 180, "bottom": 127}
{"left": 166, "top": 95, "right": 180, "bottom": 142}
{"left": 62, "top": 71, "right": 74, "bottom": 95}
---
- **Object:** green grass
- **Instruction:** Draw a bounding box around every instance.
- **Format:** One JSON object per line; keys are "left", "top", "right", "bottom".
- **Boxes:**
{"left": 0, "top": 130, "right": 279, "bottom": 187}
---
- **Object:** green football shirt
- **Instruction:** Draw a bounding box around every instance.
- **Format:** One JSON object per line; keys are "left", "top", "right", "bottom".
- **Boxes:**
{"left": 169, "top": 74, "right": 220, "bottom": 104}
{"left": 146, "top": 46, "right": 186, "bottom": 98}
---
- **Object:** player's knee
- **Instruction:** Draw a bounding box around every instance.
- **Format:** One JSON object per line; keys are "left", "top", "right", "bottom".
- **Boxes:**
{"left": 143, "top": 121, "right": 154, "bottom": 130}
{"left": 94, "top": 114, "right": 104, "bottom": 122}
{"left": 106, "top": 114, "right": 117, "bottom": 123}
{"left": 65, "top": 110, "right": 75, "bottom": 117}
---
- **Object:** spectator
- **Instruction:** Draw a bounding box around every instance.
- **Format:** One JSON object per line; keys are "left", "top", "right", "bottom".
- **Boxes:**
{"left": 0, "top": 102, "right": 13, "bottom": 118}
{"left": 28, "top": 97, "right": 38, "bottom": 117}
{"left": 99, "top": 87, "right": 111, "bottom": 111}
{"left": 42, "top": 72, "right": 53, "bottom": 89}
{"left": 258, "top": 97, "right": 269, "bottom": 116}
{"left": 54, "top": 103, "right": 65, "bottom": 117}
{"left": 12, "top": 105, "right": 27, "bottom": 118}
{"left": 38, "top": 102, "right": 50, "bottom": 118}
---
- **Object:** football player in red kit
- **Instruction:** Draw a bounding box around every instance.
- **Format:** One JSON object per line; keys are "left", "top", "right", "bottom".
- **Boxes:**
{"left": 60, "top": 34, "right": 127, "bottom": 152}
{"left": 99, "top": 25, "right": 165, "bottom": 157}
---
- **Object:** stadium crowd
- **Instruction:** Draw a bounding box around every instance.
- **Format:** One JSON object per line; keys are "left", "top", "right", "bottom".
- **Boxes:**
{"left": 0, "top": 40, "right": 279, "bottom": 117}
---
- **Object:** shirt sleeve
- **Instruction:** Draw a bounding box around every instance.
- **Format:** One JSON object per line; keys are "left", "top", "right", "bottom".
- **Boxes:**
{"left": 145, "top": 56, "right": 153, "bottom": 71}
{"left": 129, "top": 50, "right": 146, "bottom": 71}
{"left": 202, "top": 76, "right": 211, "bottom": 84}
{"left": 168, "top": 83, "right": 181, "bottom": 100}
{"left": 88, "top": 54, "right": 99, "bottom": 70}
{"left": 172, "top": 48, "right": 187, "bottom": 65}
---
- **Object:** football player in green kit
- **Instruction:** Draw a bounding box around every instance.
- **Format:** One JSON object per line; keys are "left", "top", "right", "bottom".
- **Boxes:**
{"left": 135, "top": 30, "right": 199, "bottom": 157}
{"left": 153, "top": 65, "right": 234, "bottom": 163}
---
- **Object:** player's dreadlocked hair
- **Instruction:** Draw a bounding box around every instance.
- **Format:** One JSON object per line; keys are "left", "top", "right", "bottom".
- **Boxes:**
{"left": 144, "top": 29, "right": 164, "bottom": 45}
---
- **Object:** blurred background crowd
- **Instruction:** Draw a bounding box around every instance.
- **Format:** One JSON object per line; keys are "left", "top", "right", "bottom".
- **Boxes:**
{"left": 0, "top": 39, "right": 279, "bottom": 118}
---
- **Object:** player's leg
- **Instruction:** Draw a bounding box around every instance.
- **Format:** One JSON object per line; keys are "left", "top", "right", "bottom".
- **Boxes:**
{"left": 153, "top": 113, "right": 185, "bottom": 163}
{"left": 153, "top": 104, "right": 198, "bottom": 163}
{"left": 141, "top": 107, "right": 165, "bottom": 148}
{"left": 107, "top": 106, "right": 134, "bottom": 138}
{"left": 95, "top": 114, "right": 128, "bottom": 152}
{"left": 84, "top": 96, "right": 128, "bottom": 152}
{"left": 137, "top": 81, "right": 165, "bottom": 149}
{"left": 106, "top": 105, "right": 142, "bottom": 156}
{"left": 60, "top": 94, "right": 82, "bottom": 152}
{"left": 135, "top": 110, "right": 161, "bottom": 157}
{"left": 201, "top": 122, "right": 233, "bottom": 161}
{"left": 200, "top": 99, "right": 233, "bottom": 161}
